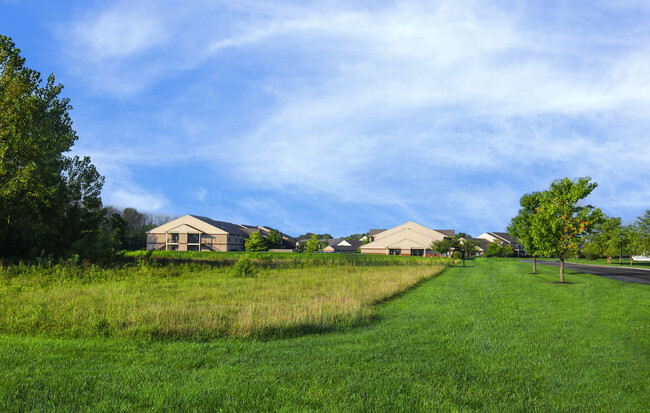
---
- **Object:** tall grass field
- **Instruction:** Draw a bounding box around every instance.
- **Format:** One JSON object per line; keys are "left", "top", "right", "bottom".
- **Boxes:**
{"left": 0, "top": 253, "right": 449, "bottom": 339}
{"left": 1, "top": 256, "right": 648, "bottom": 411}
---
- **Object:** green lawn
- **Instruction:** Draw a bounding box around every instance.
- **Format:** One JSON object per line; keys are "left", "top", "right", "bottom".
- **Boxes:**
{"left": 567, "top": 257, "right": 650, "bottom": 268}
{"left": 1, "top": 259, "right": 648, "bottom": 411}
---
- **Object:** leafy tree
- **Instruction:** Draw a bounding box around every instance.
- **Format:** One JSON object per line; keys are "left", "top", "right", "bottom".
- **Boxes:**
{"left": 501, "top": 244, "right": 514, "bottom": 257}
{"left": 0, "top": 35, "right": 104, "bottom": 258}
{"left": 580, "top": 216, "right": 622, "bottom": 263}
{"left": 110, "top": 213, "right": 127, "bottom": 250}
{"left": 345, "top": 233, "right": 367, "bottom": 241}
{"left": 530, "top": 177, "right": 603, "bottom": 282}
{"left": 483, "top": 240, "right": 503, "bottom": 258}
{"left": 305, "top": 234, "right": 321, "bottom": 253}
{"left": 508, "top": 192, "right": 542, "bottom": 273}
{"left": 431, "top": 235, "right": 478, "bottom": 259}
{"left": 430, "top": 238, "right": 454, "bottom": 257}
{"left": 266, "top": 229, "right": 282, "bottom": 249}
{"left": 627, "top": 210, "right": 650, "bottom": 264}
{"left": 60, "top": 156, "right": 106, "bottom": 257}
{"left": 459, "top": 237, "right": 480, "bottom": 258}
{"left": 245, "top": 231, "right": 267, "bottom": 252}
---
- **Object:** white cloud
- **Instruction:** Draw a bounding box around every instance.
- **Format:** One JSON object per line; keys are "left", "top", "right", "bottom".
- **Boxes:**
{"left": 53, "top": 0, "right": 650, "bottom": 232}
{"left": 71, "top": 2, "right": 167, "bottom": 61}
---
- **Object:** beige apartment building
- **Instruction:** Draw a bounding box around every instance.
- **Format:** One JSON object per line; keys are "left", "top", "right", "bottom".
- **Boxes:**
{"left": 146, "top": 215, "right": 249, "bottom": 252}
{"left": 359, "top": 221, "right": 454, "bottom": 256}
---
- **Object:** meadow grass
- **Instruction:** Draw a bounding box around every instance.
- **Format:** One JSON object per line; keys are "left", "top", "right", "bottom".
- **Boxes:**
{"left": 0, "top": 254, "right": 449, "bottom": 339}
{"left": 1, "top": 258, "right": 648, "bottom": 411}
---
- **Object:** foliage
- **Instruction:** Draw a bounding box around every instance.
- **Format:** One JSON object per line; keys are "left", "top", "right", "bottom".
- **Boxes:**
{"left": 0, "top": 35, "right": 104, "bottom": 259}
{"left": 508, "top": 191, "right": 542, "bottom": 270}
{"left": 232, "top": 255, "right": 257, "bottom": 277}
{"left": 483, "top": 240, "right": 503, "bottom": 257}
{"left": 305, "top": 234, "right": 321, "bottom": 253}
{"left": 430, "top": 238, "right": 455, "bottom": 256}
{"left": 266, "top": 229, "right": 282, "bottom": 249}
{"left": 245, "top": 231, "right": 267, "bottom": 252}
{"left": 345, "top": 233, "right": 367, "bottom": 241}
{"left": 431, "top": 235, "right": 479, "bottom": 258}
{"left": 453, "top": 250, "right": 461, "bottom": 259}
{"left": 580, "top": 216, "right": 622, "bottom": 262}
{"left": 627, "top": 210, "right": 650, "bottom": 257}
{"left": 529, "top": 177, "right": 603, "bottom": 282}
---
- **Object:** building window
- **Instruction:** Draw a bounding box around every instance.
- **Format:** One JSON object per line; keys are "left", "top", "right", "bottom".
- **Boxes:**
{"left": 169, "top": 233, "right": 179, "bottom": 243}
{"left": 188, "top": 245, "right": 199, "bottom": 251}
{"left": 170, "top": 245, "right": 178, "bottom": 251}
{"left": 188, "top": 233, "right": 200, "bottom": 244}
{"left": 388, "top": 249, "right": 401, "bottom": 256}
{"left": 411, "top": 249, "right": 424, "bottom": 257}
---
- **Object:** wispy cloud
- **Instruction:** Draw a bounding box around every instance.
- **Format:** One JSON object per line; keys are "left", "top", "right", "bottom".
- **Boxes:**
{"left": 49, "top": 0, "right": 650, "bottom": 234}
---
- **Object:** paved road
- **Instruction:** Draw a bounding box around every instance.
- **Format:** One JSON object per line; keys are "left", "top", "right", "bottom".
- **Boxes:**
{"left": 521, "top": 260, "right": 650, "bottom": 285}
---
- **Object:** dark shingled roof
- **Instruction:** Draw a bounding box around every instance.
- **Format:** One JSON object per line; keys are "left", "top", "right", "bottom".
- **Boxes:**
{"left": 189, "top": 215, "right": 249, "bottom": 236}
{"left": 435, "top": 229, "right": 456, "bottom": 238}
{"left": 490, "top": 232, "right": 515, "bottom": 244}
{"left": 368, "top": 229, "right": 387, "bottom": 238}
{"left": 326, "top": 238, "right": 363, "bottom": 252}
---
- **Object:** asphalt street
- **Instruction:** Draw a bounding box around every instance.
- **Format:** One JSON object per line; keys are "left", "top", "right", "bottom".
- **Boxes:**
{"left": 521, "top": 260, "right": 650, "bottom": 285}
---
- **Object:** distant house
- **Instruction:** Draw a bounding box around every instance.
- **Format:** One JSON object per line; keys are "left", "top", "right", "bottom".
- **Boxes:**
{"left": 475, "top": 232, "right": 525, "bottom": 256}
{"left": 360, "top": 221, "right": 454, "bottom": 257}
{"left": 323, "top": 238, "right": 363, "bottom": 253}
{"left": 146, "top": 215, "right": 292, "bottom": 252}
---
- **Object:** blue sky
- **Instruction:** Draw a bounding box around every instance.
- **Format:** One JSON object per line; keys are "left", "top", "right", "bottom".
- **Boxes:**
{"left": 2, "top": 0, "right": 649, "bottom": 237}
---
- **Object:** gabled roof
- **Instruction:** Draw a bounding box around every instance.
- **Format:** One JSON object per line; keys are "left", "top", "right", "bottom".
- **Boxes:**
{"left": 147, "top": 215, "right": 249, "bottom": 236}
{"left": 368, "top": 229, "right": 387, "bottom": 238}
{"left": 361, "top": 221, "right": 448, "bottom": 251}
{"left": 435, "top": 229, "right": 456, "bottom": 238}
{"left": 324, "top": 239, "right": 363, "bottom": 252}
{"left": 387, "top": 238, "right": 429, "bottom": 249}
{"left": 371, "top": 221, "right": 448, "bottom": 242}
{"left": 491, "top": 232, "right": 514, "bottom": 243}
{"left": 476, "top": 232, "right": 517, "bottom": 245}
{"left": 190, "top": 215, "right": 249, "bottom": 236}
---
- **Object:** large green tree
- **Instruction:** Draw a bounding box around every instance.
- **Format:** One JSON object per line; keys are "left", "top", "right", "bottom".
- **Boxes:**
{"left": 530, "top": 177, "right": 603, "bottom": 282}
{"left": 627, "top": 210, "right": 650, "bottom": 263}
{"left": 508, "top": 192, "right": 542, "bottom": 273}
{"left": 245, "top": 232, "right": 267, "bottom": 252}
{"left": 580, "top": 216, "right": 622, "bottom": 263}
{"left": 305, "top": 234, "right": 321, "bottom": 253}
{"left": 0, "top": 35, "right": 104, "bottom": 258}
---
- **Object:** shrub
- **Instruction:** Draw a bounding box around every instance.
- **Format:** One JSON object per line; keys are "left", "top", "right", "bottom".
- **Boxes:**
{"left": 453, "top": 251, "right": 461, "bottom": 259}
{"left": 233, "top": 256, "right": 257, "bottom": 277}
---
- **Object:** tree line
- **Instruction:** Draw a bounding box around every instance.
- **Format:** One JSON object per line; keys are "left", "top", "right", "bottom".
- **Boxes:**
{"left": 0, "top": 35, "right": 172, "bottom": 261}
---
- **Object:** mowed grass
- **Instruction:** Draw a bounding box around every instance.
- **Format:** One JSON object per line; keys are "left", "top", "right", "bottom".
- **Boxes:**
{"left": 567, "top": 257, "right": 650, "bottom": 268}
{"left": 1, "top": 258, "right": 649, "bottom": 411}
{"left": 0, "top": 255, "right": 449, "bottom": 339}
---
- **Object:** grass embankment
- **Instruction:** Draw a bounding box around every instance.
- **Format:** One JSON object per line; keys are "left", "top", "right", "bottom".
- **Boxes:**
{"left": 1, "top": 258, "right": 648, "bottom": 411}
{"left": 0, "top": 254, "right": 449, "bottom": 339}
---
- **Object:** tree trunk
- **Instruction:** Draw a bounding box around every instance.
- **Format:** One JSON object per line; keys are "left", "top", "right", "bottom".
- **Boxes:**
{"left": 533, "top": 256, "right": 537, "bottom": 274}
{"left": 560, "top": 258, "right": 565, "bottom": 283}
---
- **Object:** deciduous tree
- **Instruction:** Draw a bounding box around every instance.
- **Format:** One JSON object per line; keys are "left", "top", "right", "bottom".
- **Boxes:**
{"left": 508, "top": 192, "right": 542, "bottom": 273}
{"left": 0, "top": 35, "right": 104, "bottom": 258}
{"left": 305, "top": 234, "right": 321, "bottom": 253}
{"left": 530, "top": 177, "right": 603, "bottom": 282}
{"left": 245, "top": 231, "right": 267, "bottom": 252}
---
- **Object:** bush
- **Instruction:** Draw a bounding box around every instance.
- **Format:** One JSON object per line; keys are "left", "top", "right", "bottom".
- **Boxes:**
{"left": 453, "top": 251, "right": 461, "bottom": 259}
{"left": 233, "top": 256, "right": 257, "bottom": 277}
